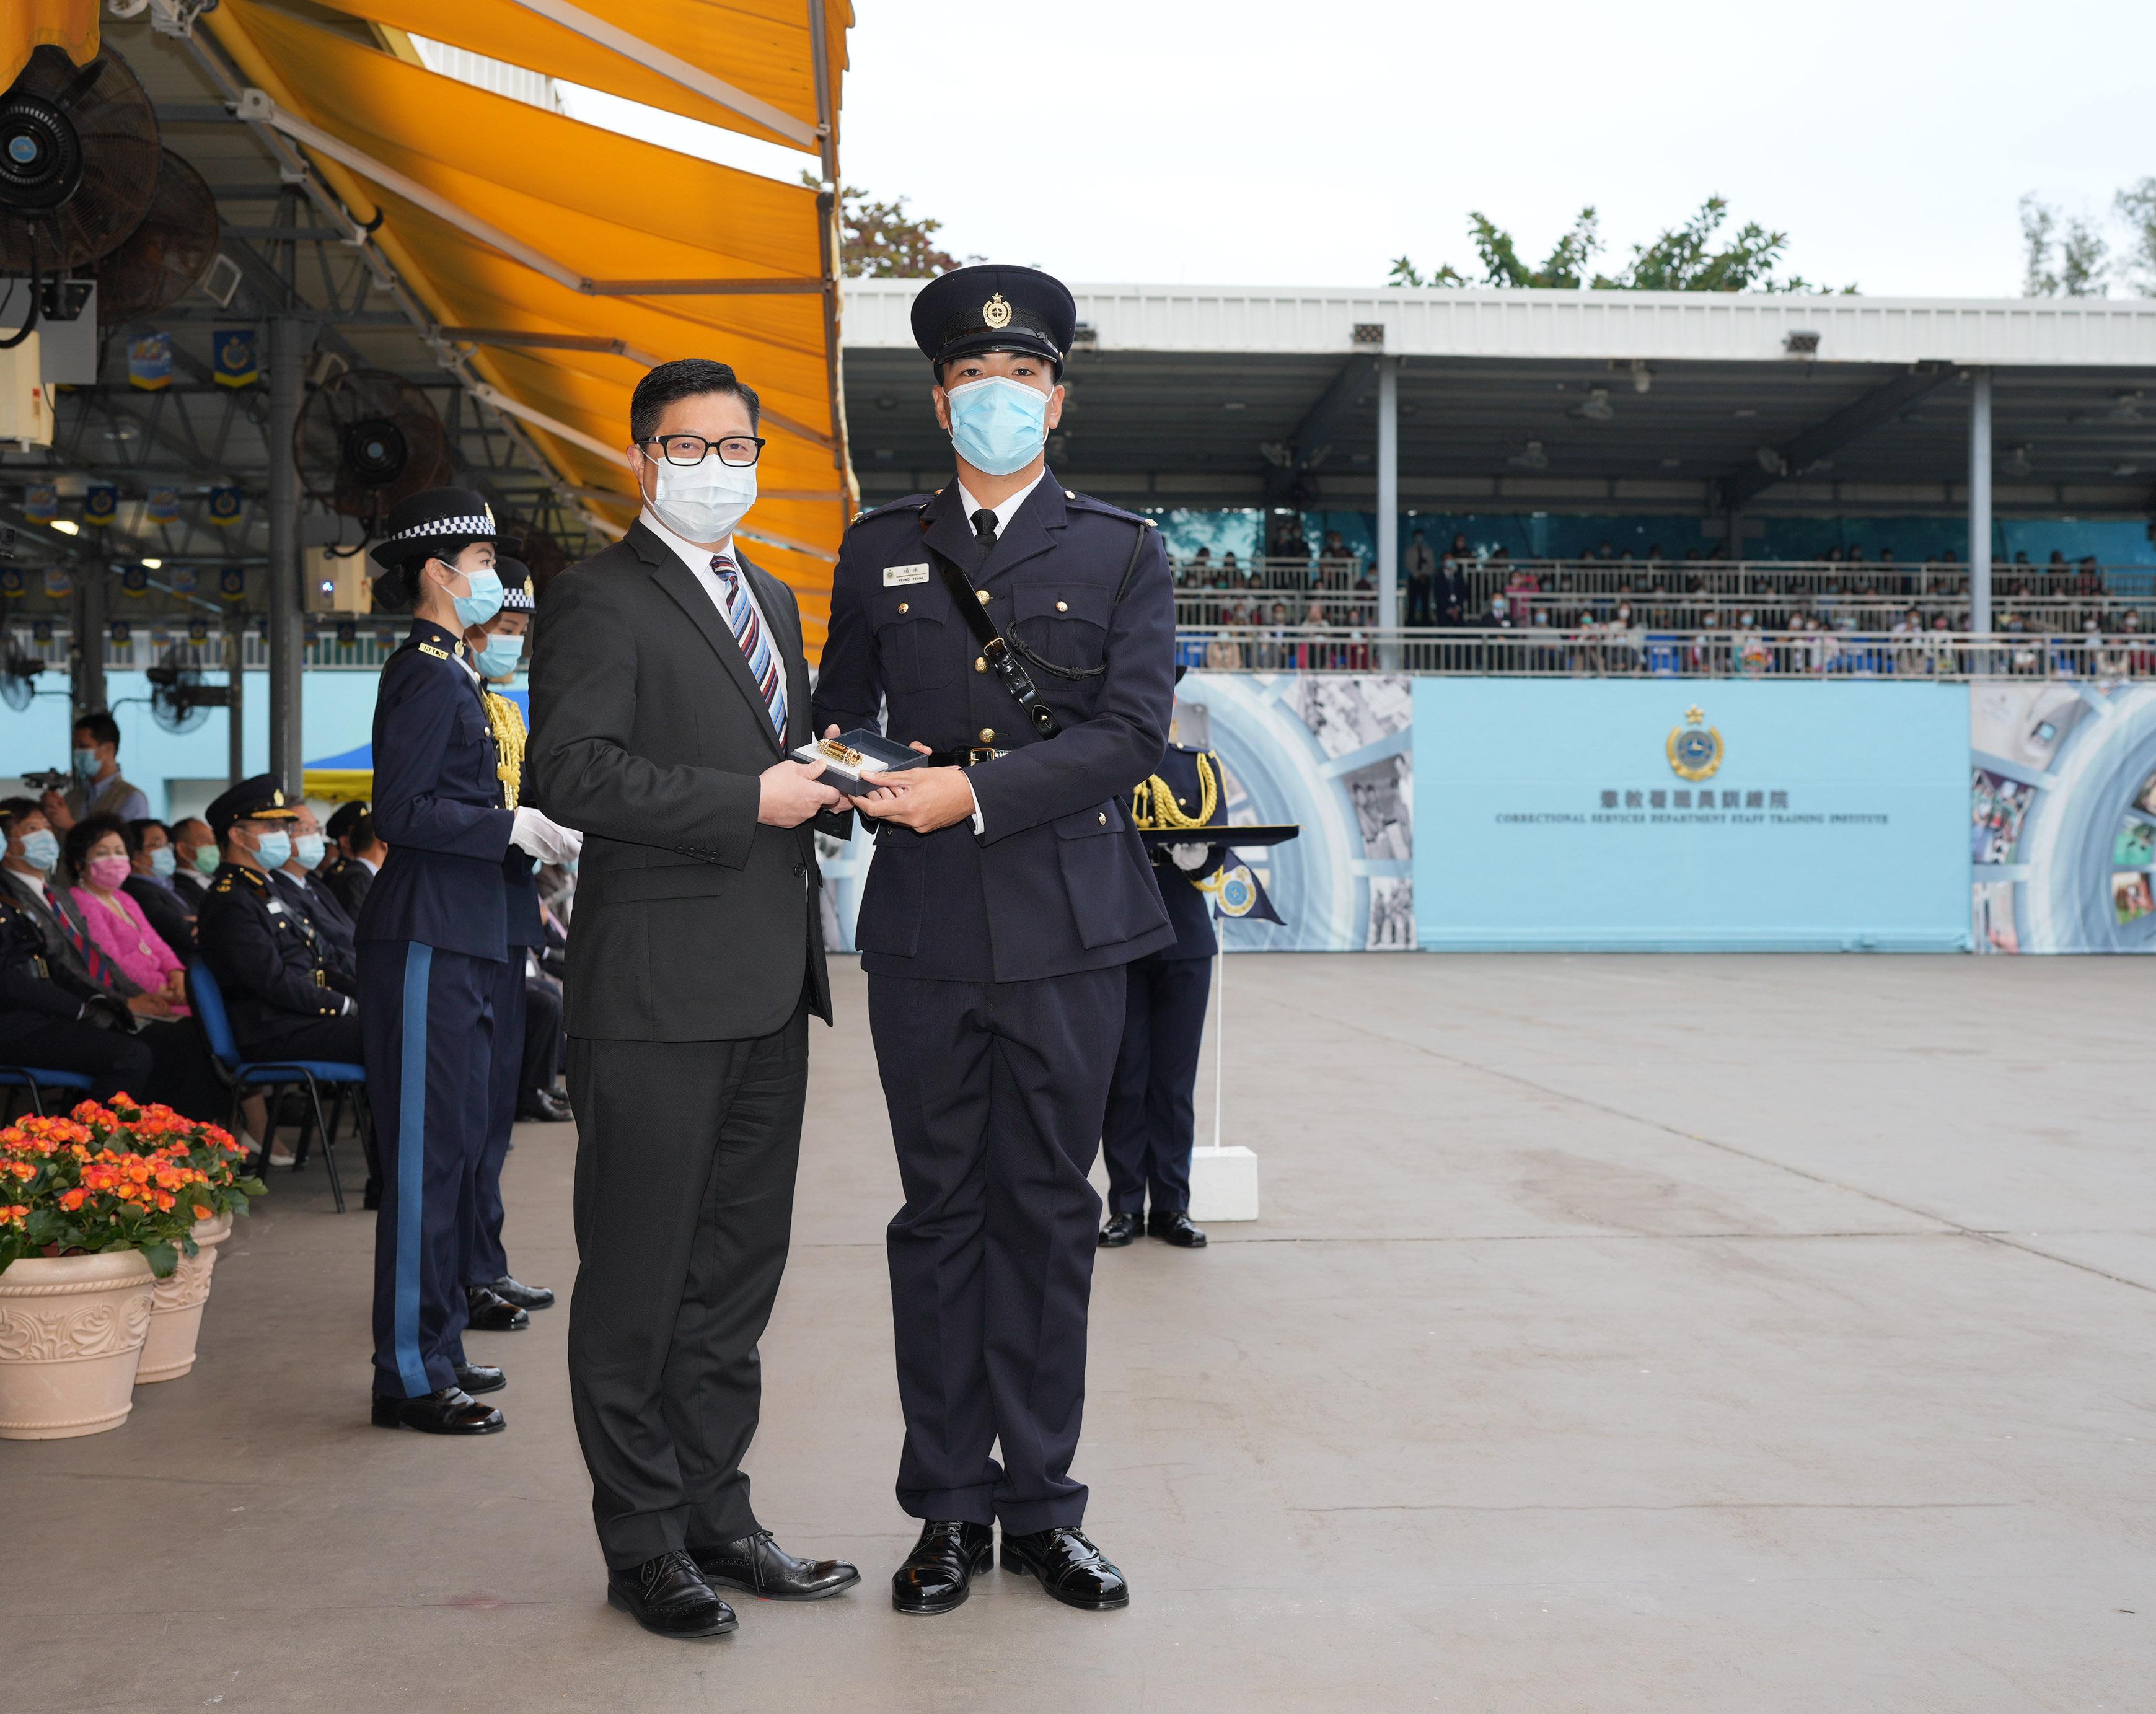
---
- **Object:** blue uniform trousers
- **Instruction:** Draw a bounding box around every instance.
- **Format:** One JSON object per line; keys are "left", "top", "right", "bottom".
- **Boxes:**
{"left": 361, "top": 940, "right": 499, "bottom": 1399}
{"left": 1101, "top": 947, "right": 1212, "bottom": 1216}
{"left": 463, "top": 954, "right": 526, "bottom": 1289}
{"left": 871, "top": 967, "right": 1125, "bottom": 1534}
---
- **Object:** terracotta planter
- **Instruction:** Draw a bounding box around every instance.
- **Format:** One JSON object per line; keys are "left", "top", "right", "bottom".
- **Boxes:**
{"left": 138, "top": 1213, "right": 234, "bottom": 1385}
{"left": 0, "top": 1250, "right": 156, "bottom": 1440}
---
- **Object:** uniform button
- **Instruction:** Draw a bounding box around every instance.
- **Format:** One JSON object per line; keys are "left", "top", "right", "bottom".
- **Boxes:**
{"left": 1098, "top": 812, "right": 1107, "bottom": 824}
{"left": 974, "top": 657, "right": 987, "bottom": 673}
{"left": 979, "top": 727, "right": 996, "bottom": 744}
{"left": 977, "top": 590, "right": 992, "bottom": 604}
{"left": 897, "top": 602, "right": 909, "bottom": 613}
{"left": 1055, "top": 600, "right": 1068, "bottom": 613}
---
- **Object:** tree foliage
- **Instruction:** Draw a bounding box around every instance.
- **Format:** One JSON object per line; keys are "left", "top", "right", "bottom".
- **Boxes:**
{"left": 2109, "top": 178, "right": 2156, "bottom": 297}
{"left": 2020, "top": 193, "right": 2110, "bottom": 297}
{"left": 1391, "top": 197, "right": 1846, "bottom": 293}
{"left": 812, "top": 178, "right": 977, "bottom": 278}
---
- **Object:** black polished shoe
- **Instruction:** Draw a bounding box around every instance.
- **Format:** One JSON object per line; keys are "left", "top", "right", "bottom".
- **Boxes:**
{"left": 606, "top": 1550, "right": 737, "bottom": 1639}
{"left": 1099, "top": 1211, "right": 1143, "bottom": 1247}
{"left": 516, "top": 1091, "right": 572, "bottom": 1123}
{"left": 891, "top": 1520, "right": 993, "bottom": 1616}
{"left": 1000, "top": 1526, "right": 1129, "bottom": 1611}
{"left": 693, "top": 1529, "right": 860, "bottom": 1602}
{"left": 465, "top": 1285, "right": 530, "bottom": 1332}
{"left": 488, "top": 1274, "right": 555, "bottom": 1311}
{"left": 1146, "top": 1208, "right": 1208, "bottom": 1248}
{"left": 453, "top": 1362, "right": 504, "bottom": 1395}
{"left": 370, "top": 1386, "right": 505, "bottom": 1435}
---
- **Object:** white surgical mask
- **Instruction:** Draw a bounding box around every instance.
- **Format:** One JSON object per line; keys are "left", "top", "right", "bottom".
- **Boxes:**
{"left": 645, "top": 452, "right": 757, "bottom": 545}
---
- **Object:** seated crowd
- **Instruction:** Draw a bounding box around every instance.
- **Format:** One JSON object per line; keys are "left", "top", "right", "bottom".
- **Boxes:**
{"left": 0, "top": 711, "right": 574, "bottom": 1161}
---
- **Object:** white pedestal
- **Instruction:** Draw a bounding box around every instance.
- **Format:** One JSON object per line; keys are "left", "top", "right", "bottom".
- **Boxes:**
{"left": 1188, "top": 1145, "right": 1260, "bottom": 1222}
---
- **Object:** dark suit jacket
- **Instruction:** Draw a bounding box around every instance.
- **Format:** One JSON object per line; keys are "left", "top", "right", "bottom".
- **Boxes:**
{"left": 123, "top": 874, "right": 195, "bottom": 960}
{"left": 812, "top": 475, "right": 1176, "bottom": 983}
{"left": 270, "top": 870, "right": 358, "bottom": 996}
{"left": 526, "top": 521, "right": 831, "bottom": 1042}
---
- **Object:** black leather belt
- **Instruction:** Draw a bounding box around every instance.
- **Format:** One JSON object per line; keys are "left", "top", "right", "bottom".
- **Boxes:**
{"left": 925, "top": 746, "right": 1007, "bottom": 768}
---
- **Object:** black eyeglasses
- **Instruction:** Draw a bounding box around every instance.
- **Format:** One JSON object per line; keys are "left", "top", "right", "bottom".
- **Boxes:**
{"left": 641, "top": 434, "right": 766, "bottom": 467}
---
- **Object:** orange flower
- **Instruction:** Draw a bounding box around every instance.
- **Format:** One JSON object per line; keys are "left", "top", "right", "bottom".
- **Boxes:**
{"left": 191, "top": 1203, "right": 213, "bottom": 1220}
{"left": 58, "top": 1188, "right": 87, "bottom": 1211}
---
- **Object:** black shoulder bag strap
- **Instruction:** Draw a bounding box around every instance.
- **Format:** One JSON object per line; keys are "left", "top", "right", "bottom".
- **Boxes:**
{"left": 922, "top": 520, "right": 1157, "bottom": 742}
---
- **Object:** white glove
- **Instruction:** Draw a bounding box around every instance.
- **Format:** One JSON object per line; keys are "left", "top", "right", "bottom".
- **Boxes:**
{"left": 511, "top": 806, "right": 580, "bottom": 866}
{"left": 1169, "top": 842, "right": 1213, "bottom": 872}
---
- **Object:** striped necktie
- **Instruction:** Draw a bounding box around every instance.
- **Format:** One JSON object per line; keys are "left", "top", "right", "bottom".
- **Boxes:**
{"left": 710, "top": 553, "right": 786, "bottom": 737}
{"left": 44, "top": 883, "right": 117, "bottom": 988}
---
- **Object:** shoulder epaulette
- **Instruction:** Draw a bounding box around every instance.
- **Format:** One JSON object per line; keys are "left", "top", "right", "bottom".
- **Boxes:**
{"left": 851, "top": 494, "right": 931, "bottom": 524}
{"left": 1060, "top": 489, "right": 1151, "bottom": 526}
{"left": 416, "top": 642, "right": 452, "bottom": 661}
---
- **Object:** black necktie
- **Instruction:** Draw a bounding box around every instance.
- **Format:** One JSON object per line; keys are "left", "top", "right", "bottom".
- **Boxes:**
{"left": 972, "top": 508, "right": 999, "bottom": 550}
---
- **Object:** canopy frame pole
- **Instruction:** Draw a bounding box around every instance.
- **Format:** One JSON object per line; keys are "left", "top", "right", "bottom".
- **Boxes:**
{"left": 225, "top": 605, "right": 246, "bottom": 788}
{"left": 1969, "top": 367, "right": 1994, "bottom": 635}
{"left": 74, "top": 564, "right": 107, "bottom": 720}
{"left": 807, "top": 0, "right": 857, "bottom": 524}
{"left": 267, "top": 314, "right": 303, "bottom": 794}
{"left": 1376, "top": 353, "right": 1399, "bottom": 667}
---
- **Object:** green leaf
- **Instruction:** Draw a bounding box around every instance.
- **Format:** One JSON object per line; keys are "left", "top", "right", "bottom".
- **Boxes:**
{"left": 141, "top": 1239, "right": 178, "bottom": 1278}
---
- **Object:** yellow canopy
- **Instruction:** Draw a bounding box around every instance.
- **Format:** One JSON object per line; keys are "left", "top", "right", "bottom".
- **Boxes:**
{"left": 201, "top": 0, "right": 855, "bottom": 646}
{"left": 4, "top": 1, "right": 97, "bottom": 87}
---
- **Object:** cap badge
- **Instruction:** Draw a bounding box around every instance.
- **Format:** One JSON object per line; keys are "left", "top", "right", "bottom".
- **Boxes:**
{"left": 271, "top": 788, "right": 286, "bottom": 806}
{"left": 482, "top": 504, "right": 497, "bottom": 530}
{"left": 982, "top": 292, "right": 1012, "bottom": 330}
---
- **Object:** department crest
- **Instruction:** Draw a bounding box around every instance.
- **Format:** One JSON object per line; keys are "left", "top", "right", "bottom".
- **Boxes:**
{"left": 1666, "top": 704, "right": 1723, "bottom": 782}
{"left": 982, "top": 291, "right": 1012, "bottom": 330}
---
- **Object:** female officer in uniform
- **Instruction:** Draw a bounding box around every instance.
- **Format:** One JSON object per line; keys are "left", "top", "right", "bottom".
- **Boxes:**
{"left": 359, "top": 490, "right": 578, "bottom": 1436}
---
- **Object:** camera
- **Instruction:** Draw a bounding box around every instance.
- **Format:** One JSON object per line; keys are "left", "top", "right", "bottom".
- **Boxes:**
{"left": 19, "top": 768, "right": 70, "bottom": 793}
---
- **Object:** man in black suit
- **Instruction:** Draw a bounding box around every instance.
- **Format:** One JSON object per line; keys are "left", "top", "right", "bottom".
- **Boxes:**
{"left": 527, "top": 358, "right": 861, "bottom": 1641}
{"left": 318, "top": 802, "right": 378, "bottom": 920}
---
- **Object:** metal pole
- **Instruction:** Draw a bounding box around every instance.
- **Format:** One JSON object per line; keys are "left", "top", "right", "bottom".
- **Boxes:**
{"left": 225, "top": 607, "right": 246, "bottom": 786}
{"left": 75, "top": 566, "right": 107, "bottom": 717}
{"left": 1209, "top": 936, "right": 1224, "bottom": 1152}
{"left": 1376, "top": 355, "right": 1399, "bottom": 667}
{"left": 266, "top": 315, "right": 303, "bottom": 792}
{"left": 1968, "top": 367, "right": 1993, "bottom": 636}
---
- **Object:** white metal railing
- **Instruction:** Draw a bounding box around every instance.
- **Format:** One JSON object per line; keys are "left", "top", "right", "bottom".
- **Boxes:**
{"left": 4, "top": 628, "right": 408, "bottom": 672}
{"left": 1176, "top": 627, "right": 2155, "bottom": 679}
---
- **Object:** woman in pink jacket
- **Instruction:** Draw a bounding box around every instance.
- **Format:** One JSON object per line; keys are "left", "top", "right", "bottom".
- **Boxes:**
{"left": 68, "top": 813, "right": 191, "bottom": 1016}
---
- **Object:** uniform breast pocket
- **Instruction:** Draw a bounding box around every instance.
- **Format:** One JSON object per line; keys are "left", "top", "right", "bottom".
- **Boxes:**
{"left": 1013, "top": 582, "right": 1112, "bottom": 673}
{"left": 873, "top": 592, "right": 956, "bottom": 693}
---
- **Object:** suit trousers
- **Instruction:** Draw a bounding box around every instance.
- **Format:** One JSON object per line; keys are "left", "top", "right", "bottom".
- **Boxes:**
{"left": 566, "top": 996, "right": 809, "bottom": 1570}
{"left": 869, "top": 967, "right": 1125, "bottom": 1534}
{"left": 361, "top": 941, "right": 498, "bottom": 1399}
{"left": 0, "top": 1013, "right": 153, "bottom": 1102}
{"left": 464, "top": 955, "right": 526, "bottom": 1288}
{"left": 1102, "top": 949, "right": 1212, "bottom": 1216}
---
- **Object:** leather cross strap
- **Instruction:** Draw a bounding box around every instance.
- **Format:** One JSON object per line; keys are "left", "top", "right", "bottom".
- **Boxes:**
{"left": 926, "top": 540, "right": 1063, "bottom": 740}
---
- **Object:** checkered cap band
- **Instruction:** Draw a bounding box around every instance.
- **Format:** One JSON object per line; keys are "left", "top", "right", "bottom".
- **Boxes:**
{"left": 381, "top": 513, "right": 494, "bottom": 545}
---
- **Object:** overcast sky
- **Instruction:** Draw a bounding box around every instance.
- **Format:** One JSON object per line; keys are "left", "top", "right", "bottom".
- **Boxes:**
{"left": 568, "top": 0, "right": 2154, "bottom": 299}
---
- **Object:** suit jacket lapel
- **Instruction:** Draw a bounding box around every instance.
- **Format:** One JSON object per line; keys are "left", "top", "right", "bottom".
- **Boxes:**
{"left": 922, "top": 483, "right": 985, "bottom": 576}
{"left": 979, "top": 475, "right": 1067, "bottom": 586}
{"left": 634, "top": 522, "right": 784, "bottom": 758}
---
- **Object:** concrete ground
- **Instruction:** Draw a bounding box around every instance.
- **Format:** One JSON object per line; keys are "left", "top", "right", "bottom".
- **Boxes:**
{"left": 7, "top": 954, "right": 2154, "bottom": 1712}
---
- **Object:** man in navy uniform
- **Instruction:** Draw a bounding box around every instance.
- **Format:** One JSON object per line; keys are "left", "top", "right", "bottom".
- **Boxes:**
{"left": 357, "top": 488, "right": 579, "bottom": 1437}
{"left": 814, "top": 263, "right": 1176, "bottom": 1616}
{"left": 1099, "top": 724, "right": 1227, "bottom": 1250}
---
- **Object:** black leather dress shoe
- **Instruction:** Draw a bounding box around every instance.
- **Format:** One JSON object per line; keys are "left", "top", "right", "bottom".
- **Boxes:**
{"left": 465, "top": 1285, "right": 530, "bottom": 1332}
{"left": 488, "top": 1274, "right": 555, "bottom": 1311}
{"left": 1147, "top": 1208, "right": 1208, "bottom": 1248}
{"left": 371, "top": 1387, "right": 505, "bottom": 1435}
{"left": 606, "top": 1550, "right": 737, "bottom": 1639}
{"left": 453, "top": 1362, "right": 504, "bottom": 1395}
{"left": 1000, "top": 1526, "right": 1129, "bottom": 1610}
{"left": 693, "top": 1529, "right": 860, "bottom": 1601}
{"left": 516, "top": 1091, "right": 572, "bottom": 1123}
{"left": 1099, "top": 1211, "right": 1143, "bottom": 1247}
{"left": 891, "top": 1520, "right": 993, "bottom": 1615}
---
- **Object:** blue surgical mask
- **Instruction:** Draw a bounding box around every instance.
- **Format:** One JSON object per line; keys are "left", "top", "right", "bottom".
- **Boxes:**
{"left": 192, "top": 844, "right": 221, "bottom": 877}
{"left": 944, "top": 376, "right": 1050, "bottom": 477}
{"left": 71, "top": 747, "right": 99, "bottom": 778}
{"left": 149, "top": 846, "right": 176, "bottom": 879}
{"left": 293, "top": 833, "right": 326, "bottom": 869}
{"left": 17, "top": 828, "right": 59, "bottom": 873}
{"left": 252, "top": 830, "right": 291, "bottom": 871}
{"left": 475, "top": 634, "right": 526, "bottom": 678}
{"left": 446, "top": 563, "right": 504, "bottom": 628}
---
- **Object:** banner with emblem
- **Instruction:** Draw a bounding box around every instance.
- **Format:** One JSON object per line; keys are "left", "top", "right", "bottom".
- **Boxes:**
{"left": 169, "top": 565, "right": 197, "bottom": 594}
{"left": 145, "top": 486, "right": 181, "bottom": 525}
{"left": 218, "top": 566, "right": 247, "bottom": 602}
{"left": 0, "top": 566, "right": 20, "bottom": 598}
{"left": 108, "top": 620, "right": 131, "bottom": 647}
{"left": 126, "top": 332, "right": 173, "bottom": 392}
{"left": 1203, "top": 863, "right": 1284, "bottom": 925}
{"left": 213, "top": 328, "right": 258, "bottom": 388}
{"left": 22, "top": 483, "right": 55, "bottom": 524}
{"left": 206, "top": 486, "right": 244, "bottom": 529}
{"left": 83, "top": 483, "right": 117, "bottom": 529}
{"left": 119, "top": 565, "right": 149, "bottom": 598}
{"left": 42, "top": 568, "right": 71, "bottom": 599}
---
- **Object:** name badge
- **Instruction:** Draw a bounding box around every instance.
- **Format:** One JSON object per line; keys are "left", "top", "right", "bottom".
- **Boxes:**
{"left": 265, "top": 899, "right": 286, "bottom": 915}
{"left": 883, "top": 563, "right": 930, "bottom": 587}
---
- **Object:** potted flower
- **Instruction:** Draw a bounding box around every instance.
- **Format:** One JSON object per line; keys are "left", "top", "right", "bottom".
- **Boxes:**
{"left": 0, "top": 1100, "right": 233, "bottom": 1438}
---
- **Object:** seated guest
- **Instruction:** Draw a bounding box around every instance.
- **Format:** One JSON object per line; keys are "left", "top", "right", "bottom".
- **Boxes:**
{"left": 0, "top": 799, "right": 223, "bottom": 1117}
{"left": 123, "top": 816, "right": 195, "bottom": 960}
{"left": 66, "top": 815, "right": 191, "bottom": 1017}
{"left": 195, "top": 776, "right": 363, "bottom": 1067}
{"left": 319, "top": 802, "right": 381, "bottom": 919}
{"left": 0, "top": 882, "right": 153, "bottom": 1102}
{"left": 270, "top": 803, "right": 358, "bottom": 991}
{"left": 169, "top": 816, "right": 219, "bottom": 909}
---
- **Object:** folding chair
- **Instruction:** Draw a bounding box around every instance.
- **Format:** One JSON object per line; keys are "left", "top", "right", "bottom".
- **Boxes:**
{"left": 0, "top": 1066, "right": 96, "bottom": 1119}
{"left": 185, "top": 961, "right": 368, "bottom": 1213}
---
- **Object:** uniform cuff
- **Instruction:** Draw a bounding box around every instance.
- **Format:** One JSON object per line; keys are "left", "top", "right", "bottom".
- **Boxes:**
{"left": 967, "top": 776, "right": 985, "bottom": 837}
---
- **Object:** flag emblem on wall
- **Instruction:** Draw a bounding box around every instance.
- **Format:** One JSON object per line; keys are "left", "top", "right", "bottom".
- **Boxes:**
{"left": 187, "top": 618, "right": 210, "bottom": 643}
{"left": 218, "top": 566, "right": 247, "bottom": 601}
{"left": 213, "top": 328, "right": 258, "bottom": 388}
{"left": 23, "top": 483, "right": 55, "bottom": 523}
{"left": 42, "top": 568, "right": 71, "bottom": 599}
{"left": 0, "top": 567, "right": 20, "bottom": 597}
{"left": 120, "top": 565, "right": 149, "bottom": 597}
{"left": 146, "top": 486, "right": 180, "bottom": 524}
{"left": 109, "top": 620, "right": 131, "bottom": 646}
{"left": 169, "top": 565, "right": 197, "bottom": 594}
{"left": 127, "top": 332, "right": 173, "bottom": 392}
{"left": 206, "top": 486, "right": 244, "bottom": 527}
{"left": 83, "top": 484, "right": 117, "bottom": 528}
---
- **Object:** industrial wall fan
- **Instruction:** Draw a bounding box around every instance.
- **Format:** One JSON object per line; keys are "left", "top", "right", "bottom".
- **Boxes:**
{"left": 0, "top": 45, "right": 161, "bottom": 348}
{"left": 0, "top": 654, "right": 46, "bottom": 712}
{"left": 295, "top": 368, "right": 453, "bottom": 536}
{"left": 96, "top": 147, "right": 220, "bottom": 323}
{"left": 144, "top": 646, "right": 232, "bottom": 734}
